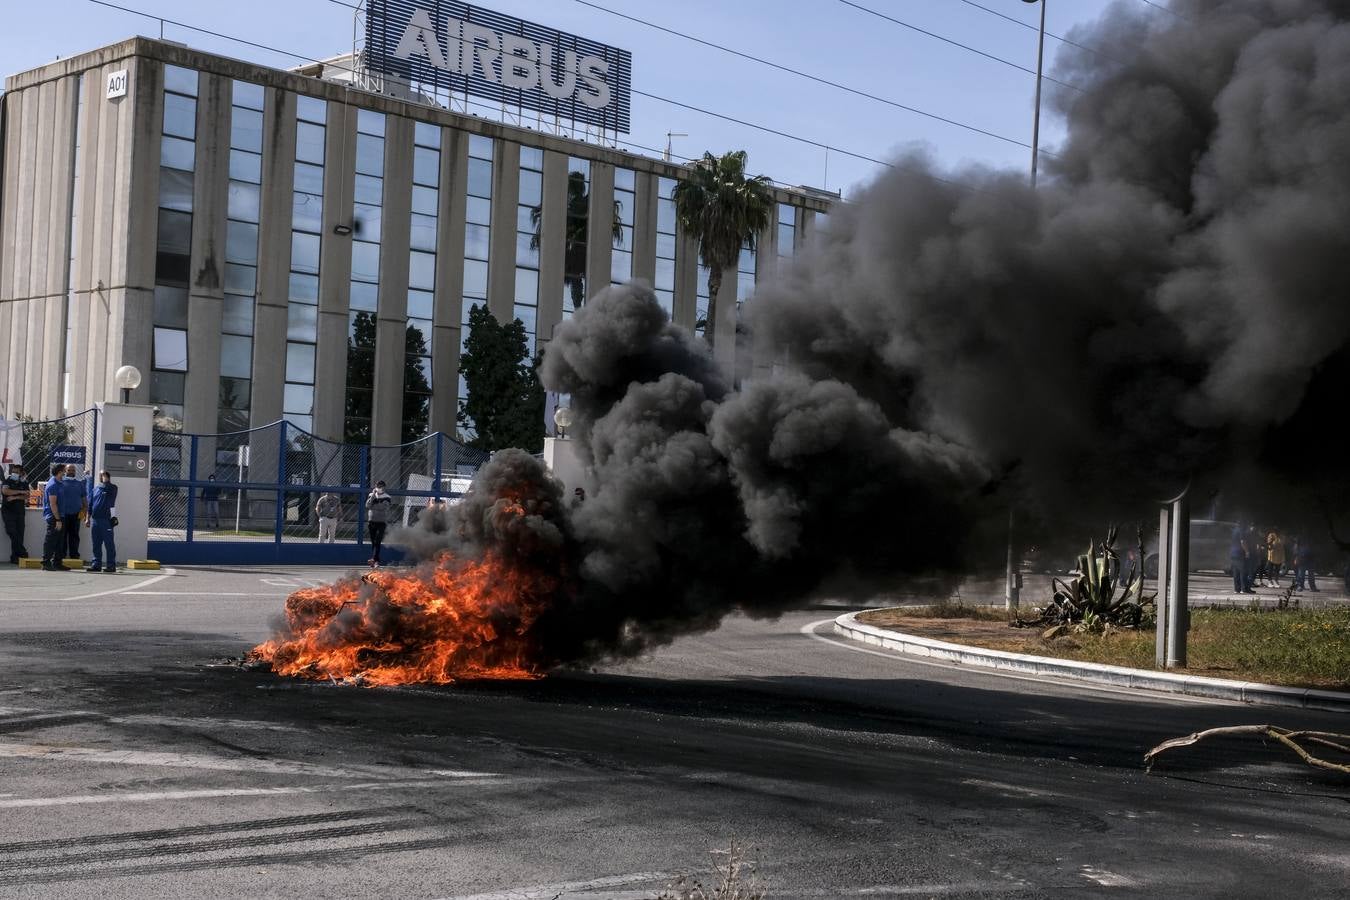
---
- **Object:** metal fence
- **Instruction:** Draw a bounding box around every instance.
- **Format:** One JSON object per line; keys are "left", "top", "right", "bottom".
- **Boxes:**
{"left": 5, "top": 410, "right": 99, "bottom": 496}
{"left": 148, "top": 420, "right": 488, "bottom": 564}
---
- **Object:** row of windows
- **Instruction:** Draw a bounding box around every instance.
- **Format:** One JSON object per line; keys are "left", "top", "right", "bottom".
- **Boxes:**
{"left": 220, "top": 78, "right": 266, "bottom": 434}
{"left": 284, "top": 96, "right": 326, "bottom": 436}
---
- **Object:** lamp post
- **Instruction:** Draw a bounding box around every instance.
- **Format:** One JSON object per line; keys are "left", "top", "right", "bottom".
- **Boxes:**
{"left": 113, "top": 365, "right": 142, "bottom": 404}
{"left": 1022, "top": 0, "right": 1047, "bottom": 188}
{"left": 552, "top": 405, "right": 573, "bottom": 439}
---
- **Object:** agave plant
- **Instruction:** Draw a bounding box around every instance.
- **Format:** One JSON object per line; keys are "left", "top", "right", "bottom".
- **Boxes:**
{"left": 1044, "top": 526, "right": 1155, "bottom": 629}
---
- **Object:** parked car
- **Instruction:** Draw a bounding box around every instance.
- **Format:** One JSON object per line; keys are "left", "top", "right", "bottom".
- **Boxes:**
{"left": 1143, "top": 519, "right": 1238, "bottom": 577}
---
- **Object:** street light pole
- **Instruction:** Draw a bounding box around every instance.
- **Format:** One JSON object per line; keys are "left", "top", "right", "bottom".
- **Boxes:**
{"left": 1023, "top": 0, "right": 1047, "bottom": 188}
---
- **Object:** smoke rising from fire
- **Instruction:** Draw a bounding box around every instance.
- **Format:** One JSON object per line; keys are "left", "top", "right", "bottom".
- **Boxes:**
{"left": 256, "top": 0, "right": 1350, "bottom": 679}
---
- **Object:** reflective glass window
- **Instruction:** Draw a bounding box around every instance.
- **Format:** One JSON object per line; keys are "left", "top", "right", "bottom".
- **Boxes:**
{"left": 654, "top": 257, "right": 676, "bottom": 290}
{"left": 614, "top": 167, "right": 635, "bottom": 191}
{"left": 232, "top": 80, "right": 264, "bottom": 110}
{"left": 467, "top": 158, "right": 493, "bottom": 198}
{"left": 153, "top": 285, "right": 188, "bottom": 328}
{"left": 285, "top": 344, "right": 315, "bottom": 382}
{"left": 288, "top": 272, "right": 319, "bottom": 303}
{"left": 219, "top": 376, "right": 251, "bottom": 409}
{"left": 296, "top": 95, "right": 326, "bottom": 124}
{"left": 616, "top": 194, "right": 634, "bottom": 227}
{"left": 464, "top": 224, "right": 490, "bottom": 260}
{"left": 231, "top": 108, "right": 263, "bottom": 153}
{"left": 150, "top": 372, "right": 184, "bottom": 404}
{"left": 353, "top": 203, "right": 383, "bottom": 242}
{"left": 513, "top": 303, "right": 536, "bottom": 333}
{"left": 153, "top": 327, "right": 188, "bottom": 371}
{"left": 222, "top": 294, "right": 254, "bottom": 334}
{"left": 407, "top": 290, "right": 434, "bottom": 320}
{"left": 287, "top": 303, "right": 318, "bottom": 342}
{"left": 519, "top": 145, "right": 543, "bottom": 170}
{"left": 413, "top": 147, "right": 439, "bottom": 187}
{"left": 410, "top": 213, "right": 437, "bottom": 252}
{"left": 463, "top": 259, "right": 488, "bottom": 297}
{"left": 516, "top": 205, "right": 535, "bottom": 233}
{"left": 229, "top": 149, "right": 261, "bottom": 184}
{"left": 349, "top": 281, "right": 378, "bottom": 312}
{"left": 283, "top": 383, "right": 314, "bottom": 413}
{"left": 295, "top": 163, "right": 325, "bottom": 196}
{"left": 290, "top": 232, "right": 321, "bottom": 274}
{"left": 611, "top": 250, "right": 632, "bottom": 283}
{"left": 777, "top": 221, "right": 795, "bottom": 256}
{"left": 227, "top": 180, "right": 260, "bottom": 222}
{"left": 657, "top": 198, "right": 676, "bottom": 233}
{"left": 225, "top": 222, "right": 259, "bottom": 265}
{"left": 468, "top": 134, "right": 494, "bottom": 159}
{"left": 220, "top": 334, "right": 253, "bottom": 378}
{"left": 656, "top": 232, "right": 677, "bottom": 259}
{"left": 349, "top": 311, "right": 377, "bottom": 347}
{"left": 156, "top": 209, "right": 192, "bottom": 255}
{"left": 466, "top": 195, "right": 491, "bottom": 226}
{"left": 414, "top": 121, "right": 440, "bottom": 148}
{"left": 356, "top": 109, "right": 385, "bottom": 136}
{"left": 162, "top": 93, "right": 197, "bottom": 140}
{"left": 295, "top": 122, "right": 326, "bottom": 165}
{"left": 164, "top": 65, "right": 198, "bottom": 97}
{"left": 569, "top": 159, "right": 590, "bottom": 179}
{"left": 518, "top": 169, "right": 542, "bottom": 207}
{"left": 412, "top": 185, "right": 439, "bottom": 216}
{"left": 351, "top": 241, "right": 381, "bottom": 283}
{"left": 355, "top": 133, "right": 384, "bottom": 176}
{"left": 161, "top": 136, "right": 195, "bottom": 172}
{"left": 159, "top": 168, "right": 194, "bottom": 213}
{"left": 292, "top": 192, "right": 323, "bottom": 233}
{"left": 515, "top": 232, "right": 538, "bottom": 268}
{"left": 409, "top": 251, "right": 436, "bottom": 290}
{"left": 224, "top": 263, "right": 256, "bottom": 295}
{"left": 514, "top": 268, "right": 538, "bottom": 304}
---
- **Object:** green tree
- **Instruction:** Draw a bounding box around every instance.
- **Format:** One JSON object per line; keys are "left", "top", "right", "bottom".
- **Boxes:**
{"left": 457, "top": 304, "right": 545, "bottom": 453}
{"left": 530, "top": 170, "right": 623, "bottom": 312}
{"left": 672, "top": 150, "right": 774, "bottom": 347}
{"left": 343, "top": 312, "right": 435, "bottom": 445}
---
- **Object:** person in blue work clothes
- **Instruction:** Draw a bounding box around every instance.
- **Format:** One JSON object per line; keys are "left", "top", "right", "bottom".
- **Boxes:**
{"left": 85, "top": 470, "right": 119, "bottom": 573}
{"left": 62, "top": 464, "right": 86, "bottom": 562}
{"left": 40, "top": 464, "right": 69, "bottom": 572}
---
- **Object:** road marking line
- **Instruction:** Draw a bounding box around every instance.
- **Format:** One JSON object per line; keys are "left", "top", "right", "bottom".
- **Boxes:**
{"left": 799, "top": 619, "right": 1221, "bottom": 706}
{"left": 0, "top": 779, "right": 463, "bottom": 808}
{"left": 0, "top": 568, "right": 178, "bottom": 603}
{"left": 0, "top": 741, "right": 499, "bottom": 780}
{"left": 437, "top": 872, "right": 671, "bottom": 900}
{"left": 120, "top": 591, "right": 287, "bottom": 597}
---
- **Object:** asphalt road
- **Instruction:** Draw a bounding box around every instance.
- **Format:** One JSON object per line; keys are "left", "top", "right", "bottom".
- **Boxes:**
{"left": 0, "top": 566, "right": 1346, "bottom": 899}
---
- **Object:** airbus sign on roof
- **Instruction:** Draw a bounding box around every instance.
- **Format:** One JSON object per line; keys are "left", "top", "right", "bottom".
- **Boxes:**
{"left": 364, "top": 0, "right": 633, "bottom": 133}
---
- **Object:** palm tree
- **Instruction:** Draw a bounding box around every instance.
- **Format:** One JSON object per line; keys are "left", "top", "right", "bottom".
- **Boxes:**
{"left": 672, "top": 150, "right": 774, "bottom": 348}
{"left": 530, "top": 171, "right": 623, "bottom": 312}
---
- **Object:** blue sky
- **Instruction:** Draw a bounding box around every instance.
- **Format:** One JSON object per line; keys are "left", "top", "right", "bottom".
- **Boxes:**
{"left": 1, "top": 0, "right": 1145, "bottom": 197}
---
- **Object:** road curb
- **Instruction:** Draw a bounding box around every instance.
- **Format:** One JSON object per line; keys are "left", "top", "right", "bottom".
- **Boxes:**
{"left": 833, "top": 612, "right": 1350, "bottom": 713}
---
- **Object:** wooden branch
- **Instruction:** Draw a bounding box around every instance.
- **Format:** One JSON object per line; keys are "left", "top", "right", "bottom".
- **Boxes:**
{"left": 1145, "top": 725, "right": 1350, "bottom": 774}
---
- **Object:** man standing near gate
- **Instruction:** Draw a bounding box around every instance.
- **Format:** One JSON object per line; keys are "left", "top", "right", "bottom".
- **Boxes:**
{"left": 62, "top": 464, "right": 86, "bottom": 563}
{"left": 2, "top": 463, "right": 30, "bottom": 564}
{"left": 84, "top": 470, "right": 118, "bottom": 573}
{"left": 40, "top": 464, "right": 67, "bottom": 572}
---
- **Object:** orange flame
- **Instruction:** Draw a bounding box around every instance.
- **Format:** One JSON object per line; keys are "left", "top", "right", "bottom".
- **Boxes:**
{"left": 249, "top": 546, "right": 557, "bottom": 686}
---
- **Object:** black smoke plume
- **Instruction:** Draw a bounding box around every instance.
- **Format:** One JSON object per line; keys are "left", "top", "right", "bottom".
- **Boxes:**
{"left": 398, "top": 0, "right": 1350, "bottom": 664}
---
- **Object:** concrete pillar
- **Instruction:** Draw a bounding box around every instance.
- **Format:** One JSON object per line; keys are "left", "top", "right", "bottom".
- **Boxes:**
{"left": 430, "top": 127, "right": 467, "bottom": 436}
{"left": 250, "top": 87, "right": 296, "bottom": 431}
{"left": 487, "top": 138, "right": 518, "bottom": 323}
{"left": 713, "top": 264, "right": 737, "bottom": 372}
{"left": 672, "top": 231, "right": 698, "bottom": 332}
{"left": 117, "top": 56, "right": 161, "bottom": 407}
{"left": 182, "top": 73, "right": 229, "bottom": 436}
{"left": 535, "top": 149, "right": 567, "bottom": 342}
{"left": 630, "top": 170, "right": 657, "bottom": 285}
{"left": 370, "top": 115, "right": 413, "bottom": 446}
{"left": 585, "top": 160, "right": 614, "bottom": 302}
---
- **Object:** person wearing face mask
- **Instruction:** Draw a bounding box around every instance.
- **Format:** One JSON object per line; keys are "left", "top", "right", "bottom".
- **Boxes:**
{"left": 85, "top": 470, "right": 119, "bottom": 573}
{"left": 365, "top": 480, "right": 393, "bottom": 568}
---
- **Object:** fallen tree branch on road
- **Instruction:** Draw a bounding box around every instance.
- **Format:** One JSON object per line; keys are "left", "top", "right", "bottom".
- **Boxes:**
{"left": 1145, "top": 725, "right": 1350, "bottom": 774}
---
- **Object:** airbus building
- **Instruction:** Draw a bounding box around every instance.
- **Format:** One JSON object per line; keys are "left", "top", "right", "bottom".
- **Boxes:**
{"left": 0, "top": 1, "right": 833, "bottom": 446}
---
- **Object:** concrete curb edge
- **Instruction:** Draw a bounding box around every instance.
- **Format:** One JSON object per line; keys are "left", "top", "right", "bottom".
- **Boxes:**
{"left": 833, "top": 612, "right": 1349, "bottom": 713}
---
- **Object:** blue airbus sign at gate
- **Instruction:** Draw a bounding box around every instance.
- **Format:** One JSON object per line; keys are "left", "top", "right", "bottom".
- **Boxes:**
{"left": 364, "top": 0, "right": 633, "bottom": 133}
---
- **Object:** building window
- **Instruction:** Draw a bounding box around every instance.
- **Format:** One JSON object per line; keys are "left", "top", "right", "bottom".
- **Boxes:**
{"left": 344, "top": 110, "right": 385, "bottom": 444}
{"left": 514, "top": 145, "right": 543, "bottom": 357}
{"left": 219, "top": 79, "right": 264, "bottom": 434}
{"left": 459, "top": 135, "right": 494, "bottom": 434}
{"left": 402, "top": 121, "right": 440, "bottom": 443}
{"left": 736, "top": 239, "right": 757, "bottom": 311}
{"left": 562, "top": 157, "right": 590, "bottom": 319}
{"left": 150, "top": 64, "right": 198, "bottom": 430}
{"left": 777, "top": 202, "right": 796, "bottom": 260}
{"left": 611, "top": 167, "right": 634, "bottom": 285}
{"left": 655, "top": 176, "right": 678, "bottom": 317}
{"left": 286, "top": 95, "right": 326, "bottom": 436}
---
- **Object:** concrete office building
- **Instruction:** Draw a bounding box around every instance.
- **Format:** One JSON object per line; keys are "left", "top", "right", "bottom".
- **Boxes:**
{"left": 1, "top": 36, "right": 833, "bottom": 445}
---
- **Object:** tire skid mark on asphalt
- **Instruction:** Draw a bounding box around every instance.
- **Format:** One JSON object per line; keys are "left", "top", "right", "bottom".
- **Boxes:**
{"left": 1, "top": 706, "right": 308, "bottom": 734}
{"left": 0, "top": 817, "right": 422, "bottom": 873}
{"left": 0, "top": 740, "right": 501, "bottom": 780}
{"left": 0, "top": 806, "right": 408, "bottom": 852}
{"left": 436, "top": 871, "right": 671, "bottom": 900}
{"left": 0, "top": 834, "right": 462, "bottom": 886}
{"left": 0, "top": 777, "right": 512, "bottom": 808}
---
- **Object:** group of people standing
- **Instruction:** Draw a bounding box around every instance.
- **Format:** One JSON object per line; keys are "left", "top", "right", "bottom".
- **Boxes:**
{"left": 1, "top": 462, "right": 119, "bottom": 572}
{"left": 313, "top": 481, "right": 396, "bottom": 568}
{"left": 1229, "top": 524, "right": 1318, "bottom": 594}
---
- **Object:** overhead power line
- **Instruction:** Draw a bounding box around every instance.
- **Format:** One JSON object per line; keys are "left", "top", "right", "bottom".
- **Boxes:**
{"left": 836, "top": 0, "right": 1082, "bottom": 92}
{"left": 570, "top": 0, "right": 1049, "bottom": 153}
{"left": 954, "top": 0, "right": 1125, "bottom": 64}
